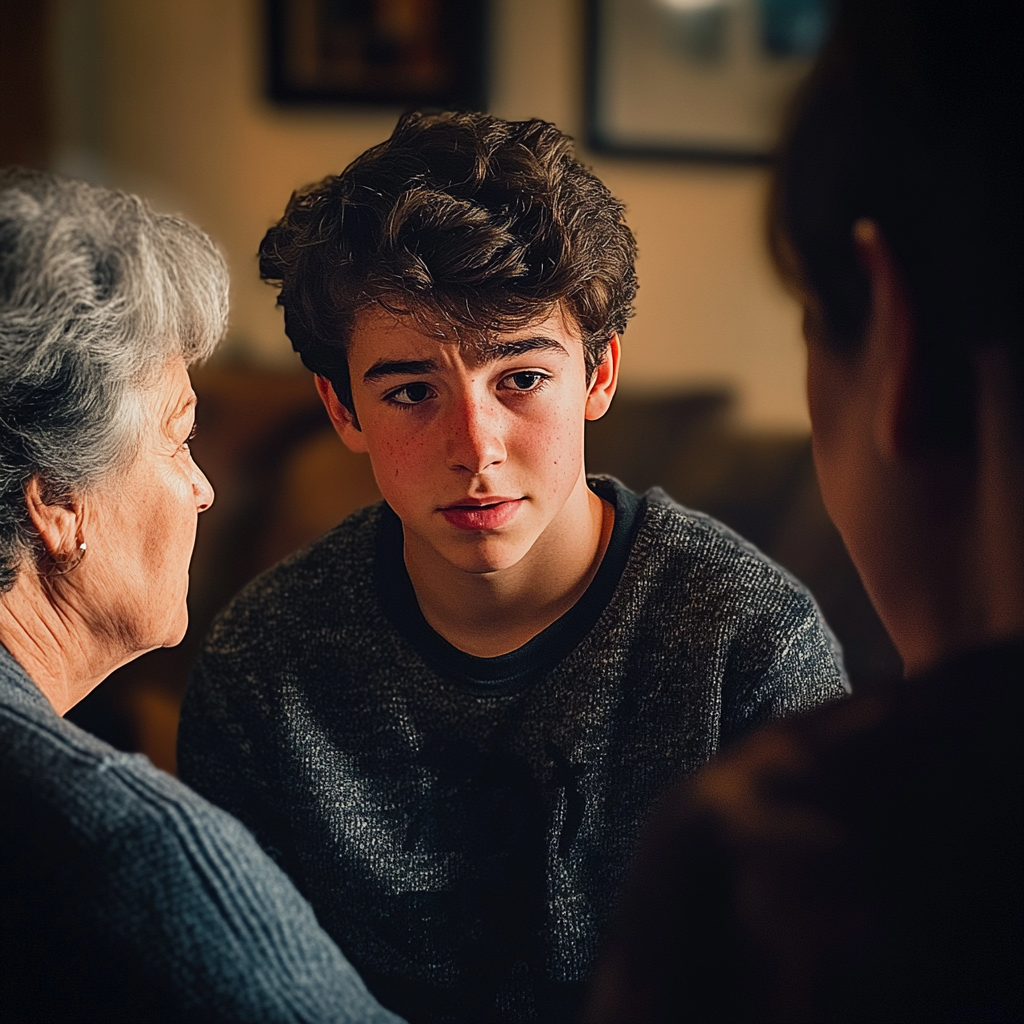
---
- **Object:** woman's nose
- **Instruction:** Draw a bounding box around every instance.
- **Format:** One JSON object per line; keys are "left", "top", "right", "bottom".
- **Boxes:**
{"left": 192, "top": 460, "right": 215, "bottom": 513}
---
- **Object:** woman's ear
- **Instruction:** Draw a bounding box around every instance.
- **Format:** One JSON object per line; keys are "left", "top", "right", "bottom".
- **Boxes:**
{"left": 24, "top": 478, "right": 81, "bottom": 564}
{"left": 585, "top": 334, "right": 621, "bottom": 422}
{"left": 315, "top": 375, "right": 368, "bottom": 454}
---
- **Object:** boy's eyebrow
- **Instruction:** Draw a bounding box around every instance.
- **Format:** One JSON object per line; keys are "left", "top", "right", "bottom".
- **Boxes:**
{"left": 361, "top": 338, "right": 567, "bottom": 382}
{"left": 488, "top": 337, "right": 568, "bottom": 359}
{"left": 363, "top": 358, "right": 438, "bottom": 382}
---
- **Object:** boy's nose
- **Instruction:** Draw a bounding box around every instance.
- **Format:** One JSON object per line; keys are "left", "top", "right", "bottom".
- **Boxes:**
{"left": 445, "top": 395, "right": 506, "bottom": 475}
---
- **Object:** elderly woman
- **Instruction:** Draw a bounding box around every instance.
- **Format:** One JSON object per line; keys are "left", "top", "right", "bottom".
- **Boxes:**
{"left": 0, "top": 169, "right": 401, "bottom": 1023}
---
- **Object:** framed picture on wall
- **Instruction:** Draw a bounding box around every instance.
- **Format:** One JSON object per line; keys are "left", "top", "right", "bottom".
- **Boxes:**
{"left": 267, "top": 0, "right": 488, "bottom": 110}
{"left": 586, "top": 0, "right": 831, "bottom": 162}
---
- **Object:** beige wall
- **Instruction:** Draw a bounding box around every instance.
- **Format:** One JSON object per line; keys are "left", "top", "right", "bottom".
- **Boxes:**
{"left": 52, "top": 0, "right": 809, "bottom": 429}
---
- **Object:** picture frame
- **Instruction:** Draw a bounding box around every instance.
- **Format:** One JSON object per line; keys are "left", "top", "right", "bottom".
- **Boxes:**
{"left": 266, "top": 0, "right": 488, "bottom": 111}
{"left": 585, "top": 0, "right": 830, "bottom": 163}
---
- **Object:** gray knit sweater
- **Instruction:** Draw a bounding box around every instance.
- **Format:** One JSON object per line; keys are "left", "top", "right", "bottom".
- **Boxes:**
{"left": 0, "top": 645, "right": 402, "bottom": 1023}
{"left": 179, "top": 479, "right": 847, "bottom": 1024}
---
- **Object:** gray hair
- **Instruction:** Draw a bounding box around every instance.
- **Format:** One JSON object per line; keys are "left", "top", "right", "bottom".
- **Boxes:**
{"left": 0, "top": 168, "right": 228, "bottom": 592}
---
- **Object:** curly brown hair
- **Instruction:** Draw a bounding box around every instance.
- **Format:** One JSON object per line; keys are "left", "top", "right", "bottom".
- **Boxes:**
{"left": 259, "top": 111, "right": 638, "bottom": 412}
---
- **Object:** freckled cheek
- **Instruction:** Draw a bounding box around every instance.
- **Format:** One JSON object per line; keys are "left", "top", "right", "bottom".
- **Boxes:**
{"left": 375, "top": 434, "right": 426, "bottom": 474}
{"left": 365, "top": 431, "right": 438, "bottom": 515}
{"left": 512, "top": 415, "right": 581, "bottom": 494}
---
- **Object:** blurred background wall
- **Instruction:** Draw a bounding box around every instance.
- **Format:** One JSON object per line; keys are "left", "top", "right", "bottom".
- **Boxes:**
{"left": 37, "top": 0, "right": 809, "bottom": 428}
{"left": 1, "top": 0, "right": 900, "bottom": 771}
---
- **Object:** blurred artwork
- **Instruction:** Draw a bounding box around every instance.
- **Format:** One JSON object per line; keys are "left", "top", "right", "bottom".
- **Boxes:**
{"left": 267, "top": 0, "right": 487, "bottom": 109}
{"left": 587, "top": 0, "right": 831, "bottom": 159}
{"left": 759, "top": 0, "right": 829, "bottom": 56}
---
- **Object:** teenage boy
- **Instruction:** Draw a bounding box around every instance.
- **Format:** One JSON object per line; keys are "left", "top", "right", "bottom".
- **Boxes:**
{"left": 178, "top": 112, "right": 847, "bottom": 1024}
{"left": 585, "top": 0, "right": 1023, "bottom": 1020}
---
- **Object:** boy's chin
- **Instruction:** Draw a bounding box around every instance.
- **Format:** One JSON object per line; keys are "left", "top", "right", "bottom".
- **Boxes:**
{"left": 442, "top": 534, "right": 536, "bottom": 576}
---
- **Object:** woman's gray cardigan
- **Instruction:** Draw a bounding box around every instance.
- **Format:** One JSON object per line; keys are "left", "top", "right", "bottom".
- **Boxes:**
{"left": 0, "top": 645, "right": 402, "bottom": 1023}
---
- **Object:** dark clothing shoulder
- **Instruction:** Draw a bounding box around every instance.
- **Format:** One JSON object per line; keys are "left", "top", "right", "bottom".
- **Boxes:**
{"left": 179, "top": 478, "right": 847, "bottom": 1023}
{"left": 586, "top": 639, "right": 1024, "bottom": 1023}
{"left": 0, "top": 646, "right": 401, "bottom": 1024}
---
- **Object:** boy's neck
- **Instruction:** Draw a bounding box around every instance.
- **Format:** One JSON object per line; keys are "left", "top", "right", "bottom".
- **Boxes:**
{"left": 404, "top": 480, "right": 614, "bottom": 658}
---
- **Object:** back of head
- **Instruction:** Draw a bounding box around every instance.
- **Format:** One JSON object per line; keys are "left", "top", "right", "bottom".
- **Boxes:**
{"left": 0, "top": 168, "right": 228, "bottom": 592}
{"left": 771, "top": 0, "right": 1023, "bottom": 403}
{"left": 259, "top": 111, "right": 638, "bottom": 410}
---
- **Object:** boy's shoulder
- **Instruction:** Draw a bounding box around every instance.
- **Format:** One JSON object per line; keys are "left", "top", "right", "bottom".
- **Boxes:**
{"left": 627, "top": 482, "right": 818, "bottom": 609}
{"left": 620, "top": 480, "right": 846, "bottom": 678}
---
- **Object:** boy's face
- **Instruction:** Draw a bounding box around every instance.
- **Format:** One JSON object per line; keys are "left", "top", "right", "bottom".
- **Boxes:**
{"left": 320, "top": 305, "right": 618, "bottom": 576}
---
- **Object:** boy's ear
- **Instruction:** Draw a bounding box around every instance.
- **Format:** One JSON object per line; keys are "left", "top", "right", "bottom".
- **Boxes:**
{"left": 24, "top": 478, "right": 81, "bottom": 563}
{"left": 585, "top": 334, "right": 621, "bottom": 422}
{"left": 315, "top": 375, "right": 368, "bottom": 454}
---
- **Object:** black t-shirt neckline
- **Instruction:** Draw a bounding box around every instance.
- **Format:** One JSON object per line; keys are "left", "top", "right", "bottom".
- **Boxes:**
{"left": 375, "top": 477, "right": 645, "bottom": 695}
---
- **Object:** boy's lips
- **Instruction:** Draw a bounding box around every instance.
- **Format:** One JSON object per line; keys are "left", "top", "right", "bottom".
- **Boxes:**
{"left": 439, "top": 497, "right": 524, "bottom": 531}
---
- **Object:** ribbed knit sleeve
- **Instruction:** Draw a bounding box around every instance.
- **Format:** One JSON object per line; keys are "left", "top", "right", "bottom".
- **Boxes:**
{"left": 1, "top": 652, "right": 404, "bottom": 1024}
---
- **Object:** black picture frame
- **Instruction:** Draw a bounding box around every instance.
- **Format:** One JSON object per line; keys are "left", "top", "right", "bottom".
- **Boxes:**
{"left": 586, "top": 0, "right": 830, "bottom": 163}
{"left": 267, "top": 0, "right": 488, "bottom": 111}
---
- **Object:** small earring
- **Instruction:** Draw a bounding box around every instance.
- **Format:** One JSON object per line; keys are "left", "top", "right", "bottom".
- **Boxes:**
{"left": 51, "top": 540, "right": 87, "bottom": 577}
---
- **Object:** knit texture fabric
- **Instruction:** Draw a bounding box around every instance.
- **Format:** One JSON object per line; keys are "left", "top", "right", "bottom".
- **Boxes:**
{"left": 179, "top": 479, "right": 848, "bottom": 1023}
{"left": 0, "top": 645, "right": 403, "bottom": 1024}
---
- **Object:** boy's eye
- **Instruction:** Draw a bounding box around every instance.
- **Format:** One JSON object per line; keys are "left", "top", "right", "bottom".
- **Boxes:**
{"left": 387, "top": 382, "right": 434, "bottom": 405}
{"left": 501, "top": 371, "right": 548, "bottom": 392}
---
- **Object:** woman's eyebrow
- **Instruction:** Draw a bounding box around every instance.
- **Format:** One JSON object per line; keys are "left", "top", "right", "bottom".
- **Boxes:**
{"left": 362, "top": 358, "right": 438, "bottom": 382}
{"left": 168, "top": 393, "right": 197, "bottom": 424}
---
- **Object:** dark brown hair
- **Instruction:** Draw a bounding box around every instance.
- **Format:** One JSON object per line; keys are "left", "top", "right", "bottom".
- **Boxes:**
{"left": 259, "top": 111, "right": 638, "bottom": 412}
{"left": 769, "top": 0, "right": 1022, "bottom": 380}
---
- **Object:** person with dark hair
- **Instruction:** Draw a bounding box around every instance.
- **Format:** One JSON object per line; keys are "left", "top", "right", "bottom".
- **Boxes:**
{"left": 177, "top": 111, "right": 847, "bottom": 1023}
{"left": 0, "top": 169, "right": 402, "bottom": 1022}
{"left": 584, "top": 1, "right": 1023, "bottom": 1020}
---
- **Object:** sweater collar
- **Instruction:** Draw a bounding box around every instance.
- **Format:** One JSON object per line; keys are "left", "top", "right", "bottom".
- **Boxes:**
{"left": 0, "top": 641, "right": 54, "bottom": 714}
